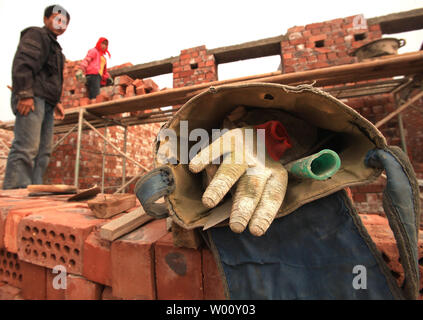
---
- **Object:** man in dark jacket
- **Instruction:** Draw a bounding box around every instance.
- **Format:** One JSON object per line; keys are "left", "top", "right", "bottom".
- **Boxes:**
{"left": 3, "top": 5, "right": 70, "bottom": 189}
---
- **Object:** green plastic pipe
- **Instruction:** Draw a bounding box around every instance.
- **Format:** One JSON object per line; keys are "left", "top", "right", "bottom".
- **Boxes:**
{"left": 285, "top": 149, "right": 341, "bottom": 181}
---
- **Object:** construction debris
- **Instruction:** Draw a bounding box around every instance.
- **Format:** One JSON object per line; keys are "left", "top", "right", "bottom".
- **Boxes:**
{"left": 87, "top": 193, "right": 136, "bottom": 219}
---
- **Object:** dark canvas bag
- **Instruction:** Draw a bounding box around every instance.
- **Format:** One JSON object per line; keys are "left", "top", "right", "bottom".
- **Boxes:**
{"left": 135, "top": 83, "right": 420, "bottom": 299}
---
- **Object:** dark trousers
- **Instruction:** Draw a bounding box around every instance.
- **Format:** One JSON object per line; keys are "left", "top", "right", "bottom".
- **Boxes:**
{"left": 86, "top": 74, "right": 101, "bottom": 99}
{"left": 3, "top": 95, "right": 54, "bottom": 189}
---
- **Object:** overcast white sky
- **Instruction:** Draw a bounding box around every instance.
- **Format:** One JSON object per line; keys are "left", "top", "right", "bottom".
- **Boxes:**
{"left": 0, "top": 0, "right": 422, "bottom": 121}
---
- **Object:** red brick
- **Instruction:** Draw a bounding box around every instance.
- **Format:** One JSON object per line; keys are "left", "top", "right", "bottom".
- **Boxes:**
{"left": 352, "top": 192, "right": 366, "bottom": 203}
{"left": 202, "top": 248, "right": 226, "bottom": 300}
{"left": 288, "top": 25, "right": 305, "bottom": 33}
{"left": 369, "top": 24, "right": 381, "bottom": 32}
{"left": 111, "top": 219, "right": 167, "bottom": 299}
{"left": 125, "top": 85, "right": 135, "bottom": 98}
{"left": 95, "top": 92, "right": 109, "bottom": 103}
{"left": 0, "top": 282, "right": 21, "bottom": 300}
{"left": 101, "top": 286, "right": 122, "bottom": 300}
{"left": 289, "top": 38, "right": 305, "bottom": 46}
{"left": 155, "top": 232, "right": 203, "bottom": 300}
{"left": 112, "top": 94, "right": 123, "bottom": 101}
{"left": 131, "top": 79, "right": 144, "bottom": 87}
{"left": 79, "top": 97, "right": 91, "bottom": 106}
{"left": 4, "top": 200, "right": 67, "bottom": 253}
{"left": 82, "top": 230, "right": 112, "bottom": 286}
{"left": 113, "top": 75, "right": 134, "bottom": 87}
{"left": 305, "top": 22, "right": 324, "bottom": 30}
{"left": 65, "top": 274, "right": 103, "bottom": 300}
{"left": 21, "top": 261, "right": 47, "bottom": 300}
{"left": 0, "top": 248, "right": 23, "bottom": 288}
{"left": 17, "top": 205, "right": 105, "bottom": 275}
{"left": 309, "top": 34, "right": 327, "bottom": 43}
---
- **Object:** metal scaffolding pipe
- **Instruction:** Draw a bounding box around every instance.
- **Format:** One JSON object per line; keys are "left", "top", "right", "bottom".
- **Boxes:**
{"left": 74, "top": 108, "right": 84, "bottom": 189}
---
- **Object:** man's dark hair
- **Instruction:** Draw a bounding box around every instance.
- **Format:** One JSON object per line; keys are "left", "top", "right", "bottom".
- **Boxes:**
{"left": 44, "top": 5, "right": 70, "bottom": 22}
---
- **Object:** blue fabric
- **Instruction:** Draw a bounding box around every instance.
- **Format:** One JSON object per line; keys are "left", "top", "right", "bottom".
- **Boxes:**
{"left": 208, "top": 191, "right": 396, "bottom": 300}
{"left": 86, "top": 74, "right": 101, "bottom": 99}
{"left": 365, "top": 148, "right": 419, "bottom": 299}
{"left": 3, "top": 95, "right": 54, "bottom": 189}
{"left": 135, "top": 166, "right": 174, "bottom": 219}
{"left": 365, "top": 149, "right": 418, "bottom": 269}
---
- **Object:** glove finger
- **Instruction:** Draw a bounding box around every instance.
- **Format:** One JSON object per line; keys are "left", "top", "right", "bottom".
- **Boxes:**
{"left": 249, "top": 167, "right": 288, "bottom": 236}
{"left": 189, "top": 128, "right": 245, "bottom": 173}
{"left": 230, "top": 168, "right": 271, "bottom": 233}
{"left": 202, "top": 153, "right": 248, "bottom": 208}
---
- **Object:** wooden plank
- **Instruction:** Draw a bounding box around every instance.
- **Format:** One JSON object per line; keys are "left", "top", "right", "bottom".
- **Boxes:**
{"left": 87, "top": 193, "right": 137, "bottom": 219}
{"left": 26, "top": 184, "right": 77, "bottom": 194}
{"left": 99, "top": 207, "right": 154, "bottom": 241}
{"left": 376, "top": 90, "right": 423, "bottom": 128}
{"left": 57, "top": 51, "right": 423, "bottom": 118}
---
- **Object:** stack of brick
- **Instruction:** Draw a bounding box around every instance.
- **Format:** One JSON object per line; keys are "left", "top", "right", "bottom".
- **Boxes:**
{"left": 0, "top": 190, "right": 226, "bottom": 300}
{"left": 277, "top": 14, "right": 423, "bottom": 220}
{"left": 281, "top": 15, "right": 382, "bottom": 73}
{"left": 44, "top": 61, "right": 163, "bottom": 192}
{"left": 0, "top": 188, "right": 421, "bottom": 300}
{"left": 173, "top": 45, "right": 217, "bottom": 88}
{"left": 60, "top": 60, "right": 161, "bottom": 111}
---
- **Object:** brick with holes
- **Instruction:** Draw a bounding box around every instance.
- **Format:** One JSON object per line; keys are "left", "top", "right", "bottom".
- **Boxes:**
{"left": 17, "top": 205, "right": 106, "bottom": 275}
{"left": 110, "top": 219, "right": 168, "bottom": 299}
{"left": 154, "top": 232, "right": 203, "bottom": 300}
{"left": 0, "top": 248, "right": 23, "bottom": 288}
{"left": 0, "top": 198, "right": 64, "bottom": 250}
{"left": 4, "top": 201, "right": 75, "bottom": 254}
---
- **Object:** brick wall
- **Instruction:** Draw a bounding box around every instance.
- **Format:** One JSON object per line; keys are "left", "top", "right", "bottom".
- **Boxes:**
{"left": 281, "top": 15, "right": 382, "bottom": 72}
{"left": 173, "top": 45, "right": 218, "bottom": 88}
{"left": 0, "top": 13, "right": 422, "bottom": 215}
{"left": 278, "top": 14, "right": 422, "bottom": 218}
{"left": 43, "top": 61, "right": 163, "bottom": 192}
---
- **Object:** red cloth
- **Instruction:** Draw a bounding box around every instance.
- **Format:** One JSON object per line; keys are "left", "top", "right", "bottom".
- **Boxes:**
{"left": 254, "top": 121, "right": 292, "bottom": 161}
{"left": 80, "top": 37, "right": 111, "bottom": 85}
{"left": 95, "top": 37, "right": 111, "bottom": 58}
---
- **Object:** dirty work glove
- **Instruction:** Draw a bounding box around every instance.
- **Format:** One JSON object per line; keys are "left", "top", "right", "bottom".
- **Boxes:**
{"left": 106, "top": 78, "right": 114, "bottom": 86}
{"left": 75, "top": 69, "right": 86, "bottom": 84}
{"left": 189, "top": 121, "right": 291, "bottom": 236}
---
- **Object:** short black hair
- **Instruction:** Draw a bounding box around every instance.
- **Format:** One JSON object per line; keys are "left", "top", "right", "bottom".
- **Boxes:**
{"left": 44, "top": 5, "right": 70, "bottom": 22}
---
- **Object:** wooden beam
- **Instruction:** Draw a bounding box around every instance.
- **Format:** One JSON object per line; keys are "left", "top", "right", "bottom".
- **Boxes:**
{"left": 109, "top": 56, "right": 177, "bottom": 79}
{"left": 376, "top": 90, "right": 423, "bottom": 128}
{"left": 27, "top": 184, "right": 77, "bottom": 194}
{"left": 57, "top": 51, "right": 423, "bottom": 119}
{"left": 367, "top": 8, "right": 423, "bottom": 34}
{"left": 99, "top": 206, "right": 154, "bottom": 241}
{"left": 209, "top": 35, "right": 285, "bottom": 64}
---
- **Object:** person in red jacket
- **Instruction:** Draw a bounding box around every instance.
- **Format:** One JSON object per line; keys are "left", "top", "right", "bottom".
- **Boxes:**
{"left": 76, "top": 37, "right": 112, "bottom": 99}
